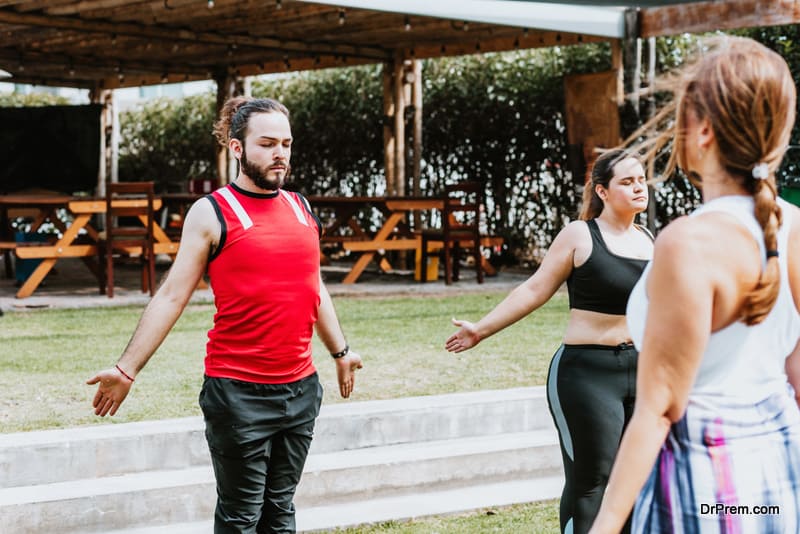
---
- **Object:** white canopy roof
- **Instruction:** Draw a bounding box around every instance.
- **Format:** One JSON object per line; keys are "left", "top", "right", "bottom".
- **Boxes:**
{"left": 299, "top": 0, "right": 627, "bottom": 39}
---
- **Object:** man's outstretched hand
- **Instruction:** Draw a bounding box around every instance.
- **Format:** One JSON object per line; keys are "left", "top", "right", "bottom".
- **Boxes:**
{"left": 86, "top": 367, "right": 134, "bottom": 416}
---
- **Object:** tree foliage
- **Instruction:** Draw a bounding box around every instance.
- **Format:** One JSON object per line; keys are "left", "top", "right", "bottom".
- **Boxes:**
{"left": 62, "top": 28, "right": 800, "bottom": 261}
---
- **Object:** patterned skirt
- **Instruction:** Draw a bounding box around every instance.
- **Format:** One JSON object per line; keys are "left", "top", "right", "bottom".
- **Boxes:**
{"left": 633, "top": 386, "right": 800, "bottom": 534}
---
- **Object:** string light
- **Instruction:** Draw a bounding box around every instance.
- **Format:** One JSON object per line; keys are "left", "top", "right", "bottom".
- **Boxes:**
{"left": 276, "top": 0, "right": 282, "bottom": 9}
{"left": 338, "top": 9, "right": 345, "bottom": 25}
{"left": 404, "top": 16, "right": 411, "bottom": 31}
{"left": 207, "top": 0, "right": 214, "bottom": 8}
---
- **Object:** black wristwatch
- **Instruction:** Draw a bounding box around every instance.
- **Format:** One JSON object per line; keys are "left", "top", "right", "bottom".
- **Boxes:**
{"left": 330, "top": 344, "right": 349, "bottom": 359}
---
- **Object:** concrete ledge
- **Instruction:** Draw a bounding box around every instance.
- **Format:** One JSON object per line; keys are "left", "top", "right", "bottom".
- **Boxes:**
{"left": 2, "top": 387, "right": 552, "bottom": 487}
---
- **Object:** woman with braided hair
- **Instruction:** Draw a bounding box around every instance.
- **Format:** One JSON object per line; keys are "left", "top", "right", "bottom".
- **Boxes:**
{"left": 590, "top": 36, "right": 800, "bottom": 533}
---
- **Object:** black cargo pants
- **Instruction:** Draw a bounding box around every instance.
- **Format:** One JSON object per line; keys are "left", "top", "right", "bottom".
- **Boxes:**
{"left": 199, "top": 372, "right": 323, "bottom": 534}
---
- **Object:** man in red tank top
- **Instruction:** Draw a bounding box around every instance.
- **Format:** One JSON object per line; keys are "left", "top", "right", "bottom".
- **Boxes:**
{"left": 87, "top": 97, "right": 363, "bottom": 533}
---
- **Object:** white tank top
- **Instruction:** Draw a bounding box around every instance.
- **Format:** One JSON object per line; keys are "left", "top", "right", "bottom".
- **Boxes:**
{"left": 627, "top": 195, "right": 800, "bottom": 400}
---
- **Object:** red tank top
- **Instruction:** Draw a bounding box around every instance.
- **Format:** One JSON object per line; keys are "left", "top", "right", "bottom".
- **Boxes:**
{"left": 205, "top": 183, "right": 321, "bottom": 384}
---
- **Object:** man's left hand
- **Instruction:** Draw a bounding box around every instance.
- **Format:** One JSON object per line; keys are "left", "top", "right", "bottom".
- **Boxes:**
{"left": 335, "top": 351, "right": 363, "bottom": 399}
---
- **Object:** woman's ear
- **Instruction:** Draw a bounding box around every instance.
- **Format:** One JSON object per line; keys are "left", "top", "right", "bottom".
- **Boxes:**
{"left": 595, "top": 183, "right": 607, "bottom": 201}
{"left": 696, "top": 115, "right": 715, "bottom": 153}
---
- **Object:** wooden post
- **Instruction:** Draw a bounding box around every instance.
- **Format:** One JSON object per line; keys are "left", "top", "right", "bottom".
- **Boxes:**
{"left": 622, "top": 8, "right": 642, "bottom": 137}
{"left": 214, "top": 73, "right": 236, "bottom": 185}
{"left": 97, "top": 89, "right": 114, "bottom": 198}
{"left": 110, "top": 89, "right": 119, "bottom": 185}
{"left": 89, "top": 85, "right": 107, "bottom": 198}
{"left": 611, "top": 40, "right": 624, "bottom": 106}
{"left": 645, "top": 36, "right": 657, "bottom": 234}
{"left": 393, "top": 54, "right": 406, "bottom": 197}
{"left": 382, "top": 63, "right": 395, "bottom": 195}
{"left": 411, "top": 59, "right": 422, "bottom": 195}
{"left": 227, "top": 75, "right": 248, "bottom": 181}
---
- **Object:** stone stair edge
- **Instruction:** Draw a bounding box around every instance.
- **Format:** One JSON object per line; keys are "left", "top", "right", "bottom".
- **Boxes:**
{"left": 0, "top": 429, "right": 559, "bottom": 507}
{"left": 99, "top": 475, "right": 564, "bottom": 534}
{"left": 0, "top": 386, "right": 547, "bottom": 447}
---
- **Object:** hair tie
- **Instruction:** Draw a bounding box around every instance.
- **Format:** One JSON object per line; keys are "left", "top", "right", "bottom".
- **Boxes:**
{"left": 766, "top": 249, "right": 779, "bottom": 259}
{"left": 752, "top": 162, "right": 770, "bottom": 180}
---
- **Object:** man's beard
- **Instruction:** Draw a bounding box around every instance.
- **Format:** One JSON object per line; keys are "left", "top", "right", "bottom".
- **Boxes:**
{"left": 240, "top": 146, "right": 289, "bottom": 191}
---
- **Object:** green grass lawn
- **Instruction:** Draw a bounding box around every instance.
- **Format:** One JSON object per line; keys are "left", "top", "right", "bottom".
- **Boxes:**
{"left": 0, "top": 291, "right": 568, "bottom": 433}
{"left": 1, "top": 291, "right": 567, "bottom": 532}
{"left": 335, "top": 501, "right": 560, "bottom": 533}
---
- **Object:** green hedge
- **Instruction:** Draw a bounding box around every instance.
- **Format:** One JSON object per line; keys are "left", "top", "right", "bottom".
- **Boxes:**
{"left": 111, "top": 30, "right": 800, "bottom": 262}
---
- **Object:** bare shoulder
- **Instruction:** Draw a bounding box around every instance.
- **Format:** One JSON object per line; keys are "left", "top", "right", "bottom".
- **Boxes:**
{"left": 785, "top": 202, "right": 800, "bottom": 234}
{"left": 652, "top": 215, "right": 714, "bottom": 265}
{"left": 556, "top": 219, "right": 591, "bottom": 246}
{"left": 182, "top": 197, "right": 220, "bottom": 241}
{"left": 656, "top": 211, "right": 759, "bottom": 285}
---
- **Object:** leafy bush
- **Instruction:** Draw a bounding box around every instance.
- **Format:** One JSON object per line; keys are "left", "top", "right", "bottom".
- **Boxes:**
{"left": 0, "top": 92, "right": 71, "bottom": 107}
{"left": 118, "top": 93, "right": 217, "bottom": 190}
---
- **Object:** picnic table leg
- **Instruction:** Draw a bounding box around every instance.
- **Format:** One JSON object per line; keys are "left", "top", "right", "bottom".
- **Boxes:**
{"left": 378, "top": 257, "right": 393, "bottom": 272}
{"left": 481, "top": 256, "right": 497, "bottom": 276}
{"left": 15, "top": 258, "right": 57, "bottom": 298}
{"left": 342, "top": 252, "right": 376, "bottom": 284}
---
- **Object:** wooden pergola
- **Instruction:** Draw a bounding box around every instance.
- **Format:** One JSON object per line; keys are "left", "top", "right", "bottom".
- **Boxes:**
{"left": 0, "top": 0, "right": 796, "bottom": 195}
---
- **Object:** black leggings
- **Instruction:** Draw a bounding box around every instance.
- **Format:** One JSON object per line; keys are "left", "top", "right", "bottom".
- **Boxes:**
{"left": 546, "top": 343, "right": 637, "bottom": 534}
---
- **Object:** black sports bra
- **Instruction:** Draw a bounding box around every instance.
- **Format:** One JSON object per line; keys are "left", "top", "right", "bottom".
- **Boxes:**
{"left": 566, "top": 219, "right": 651, "bottom": 315}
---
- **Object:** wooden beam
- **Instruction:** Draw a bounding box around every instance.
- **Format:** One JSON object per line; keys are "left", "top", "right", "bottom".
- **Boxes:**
{"left": 640, "top": 0, "right": 800, "bottom": 38}
{"left": 409, "top": 31, "right": 606, "bottom": 60}
{"left": 0, "top": 49, "right": 209, "bottom": 77}
{"left": 0, "top": 9, "right": 392, "bottom": 61}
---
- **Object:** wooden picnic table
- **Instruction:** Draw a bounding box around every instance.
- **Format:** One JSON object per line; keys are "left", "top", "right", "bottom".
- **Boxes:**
{"left": 0, "top": 195, "right": 180, "bottom": 298}
{"left": 307, "top": 195, "right": 504, "bottom": 284}
{"left": 0, "top": 194, "right": 75, "bottom": 278}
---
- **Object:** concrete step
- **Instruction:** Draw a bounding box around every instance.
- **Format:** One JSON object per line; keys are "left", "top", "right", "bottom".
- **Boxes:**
{"left": 0, "top": 430, "right": 561, "bottom": 533}
{"left": 109, "top": 475, "right": 564, "bottom": 534}
{"left": 1, "top": 387, "right": 552, "bottom": 488}
{"left": 312, "top": 386, "right": 551, "bottom": 453}
{"left": 297, "top": 429, "right": 561, "bottom": 505}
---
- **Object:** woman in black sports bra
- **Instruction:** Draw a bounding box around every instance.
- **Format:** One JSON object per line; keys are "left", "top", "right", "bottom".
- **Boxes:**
{"left": 445, "top": 149, "right": 654, "bottom": 534}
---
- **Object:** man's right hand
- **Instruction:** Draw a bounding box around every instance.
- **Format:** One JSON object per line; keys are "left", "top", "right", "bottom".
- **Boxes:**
{"left": 86, "top": 366, "right": 134, "bottom": 417}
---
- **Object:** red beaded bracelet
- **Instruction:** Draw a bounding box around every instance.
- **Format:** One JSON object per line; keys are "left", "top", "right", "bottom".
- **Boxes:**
{"left": 115, "top": 364, "right": 135, "bottom": 382}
